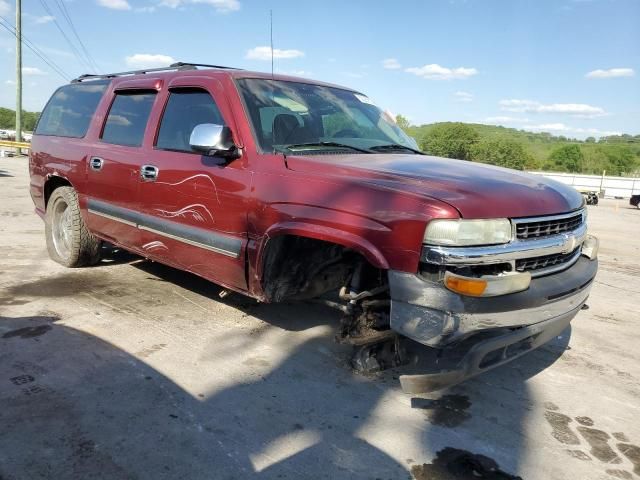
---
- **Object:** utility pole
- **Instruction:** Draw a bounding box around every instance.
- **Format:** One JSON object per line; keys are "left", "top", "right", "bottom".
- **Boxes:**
{"left": 15, "top": 0, "right": 22, "bottom": 143}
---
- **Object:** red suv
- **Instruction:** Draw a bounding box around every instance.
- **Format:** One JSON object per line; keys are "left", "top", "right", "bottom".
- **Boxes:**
{"left": 29, "top": 63, "right": 599, "bottom": 392}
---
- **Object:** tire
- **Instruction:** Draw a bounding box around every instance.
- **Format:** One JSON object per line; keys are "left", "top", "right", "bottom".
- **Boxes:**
{"left": 45, "top": 186, "right": 101, "bottom": 267}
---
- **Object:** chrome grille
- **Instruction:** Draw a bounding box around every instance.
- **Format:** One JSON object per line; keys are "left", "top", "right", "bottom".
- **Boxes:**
{"left": 516, "top": 247, "right": 581, "bottom": 274}
{"left": 514, "top": 211, "right": 584, "bottom": 240}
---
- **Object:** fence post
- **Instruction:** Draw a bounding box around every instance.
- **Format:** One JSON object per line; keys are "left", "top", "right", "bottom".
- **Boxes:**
{"left": 599, "top": 170, "right": 606, "bottom": 197}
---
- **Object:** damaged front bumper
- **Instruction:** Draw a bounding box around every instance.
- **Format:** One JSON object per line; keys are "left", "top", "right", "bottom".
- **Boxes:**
{"left": 388, "top": 253, "right": 598, "bottom": 393}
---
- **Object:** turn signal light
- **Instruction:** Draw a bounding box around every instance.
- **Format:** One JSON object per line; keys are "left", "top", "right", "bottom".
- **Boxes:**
{"left": 445, "top": 276, "right": 487, "bottom": 297}
{"left": 444, "top": 271, "right": 531, "bottom": 297}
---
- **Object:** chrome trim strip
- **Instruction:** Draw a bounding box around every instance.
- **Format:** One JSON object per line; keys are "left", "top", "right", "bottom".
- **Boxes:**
{"left": 511, "top": 208, "right": 586, "bottom": 225}
{"left": 422, "top": 223, "right": 588, "bottom": 265}
{"left": 87, "top": 198, "right": 241, "bottom": 259}
{"left": 137, "top": 225, "right": 239, "bottom": 258}
{"left": 527, "top": 248, "right": 582, "bottom": 278}
{"left": 88, "top": 208, "right": 137, "bottom": 227}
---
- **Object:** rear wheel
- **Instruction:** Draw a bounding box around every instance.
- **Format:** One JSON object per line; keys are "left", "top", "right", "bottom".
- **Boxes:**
{"left": 45, "top": 186, "right": 101, "bottom": 267}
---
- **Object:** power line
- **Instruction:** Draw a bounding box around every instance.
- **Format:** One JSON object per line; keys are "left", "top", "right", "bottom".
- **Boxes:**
{"left": 52, "top": 0, "right": 101, "bottom": 73}
{"left": 0, "top": 15, "right": 70, "bottom": 81}
{"left": 37, "top": 0, "right": 95, "bottom": 73}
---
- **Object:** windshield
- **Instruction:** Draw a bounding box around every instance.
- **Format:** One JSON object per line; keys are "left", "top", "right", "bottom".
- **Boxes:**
{"left": 236, "top": 78, "right": 419, "bottom": 154}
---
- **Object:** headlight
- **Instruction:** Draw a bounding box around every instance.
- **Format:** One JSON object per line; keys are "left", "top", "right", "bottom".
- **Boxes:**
{"left": 424, "top": 219, "right": 512, "bottom": 246}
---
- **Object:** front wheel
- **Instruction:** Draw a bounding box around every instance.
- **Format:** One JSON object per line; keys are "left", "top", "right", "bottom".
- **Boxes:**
{"left": 45, "top": 186, "right": 101, "bottom": 267}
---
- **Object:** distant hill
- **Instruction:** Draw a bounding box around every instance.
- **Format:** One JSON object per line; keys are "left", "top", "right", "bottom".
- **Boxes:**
{"left": 404, "top": 121, "right": 640, "bottom": 176}
{"left": 0, "top": 107, "right": 41, "bottom": 132}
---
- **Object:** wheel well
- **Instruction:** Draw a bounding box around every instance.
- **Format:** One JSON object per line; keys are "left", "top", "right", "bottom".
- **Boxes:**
{"left": 44, "top": 176, "right": 72, "bottom": 207}
{"left": 260, "top": 235, "right": 383, "bottom": 302}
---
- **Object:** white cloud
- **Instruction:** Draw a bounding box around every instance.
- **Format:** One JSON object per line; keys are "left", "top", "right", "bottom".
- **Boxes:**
{"left": 5, "top": 79, "right": 15, "bottom": 85}
{"left": 527, "top": 123, "right": 621, "bottom": 137}
{"left": 0, "top": 0, "right": 10, "bottom": 16}
{"left": 159, "top": 0, "right": 240, "bottom": 13}
{"left": 499, "top": 99, "right": 606, "bottom": 117}
{"left": 405, "top": 63, "right": 478, "bottom": 80}
{"left": 125, "top": 53, "right": 176, "bottom": 68}
{"left": 33, "top": 15, "right": 55, "bottom": 24}
{"left": 22, "top": 67, "right": 47, "bottom": 76}
{"left": 246, "top": 46, "right": 304, "bottom": 61}
{"left": 382, "top": 58, "right": 401, "bottom": 70}
{"left": 586, "top": 68, "right": 635, "bottom": 79}
{"left": 484, "top": 116, "right": 530, "bottom": 124}
{"left": 97, "top": 0, "right": 131, "bottom": 10}
{"left": 454, "top": 91, "right": 473, "bottom": 102}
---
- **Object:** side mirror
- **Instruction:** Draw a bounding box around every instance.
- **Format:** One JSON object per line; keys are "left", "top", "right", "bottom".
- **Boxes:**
{"left": 189, "top": 123, "right": 240, "bottom": 160}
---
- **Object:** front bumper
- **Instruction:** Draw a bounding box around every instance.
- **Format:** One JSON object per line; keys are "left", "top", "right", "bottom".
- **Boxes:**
{"left": 398, "top": 308, "right": 577, "bottom": 393}
{"left": 388, "top": 254, "right": 597, "bottom": 393}
{"left": 389, "top": 256, "right": 597, "bottom": 347}
{"left": 387, "top": 255, "right": 597, "bottom": 392}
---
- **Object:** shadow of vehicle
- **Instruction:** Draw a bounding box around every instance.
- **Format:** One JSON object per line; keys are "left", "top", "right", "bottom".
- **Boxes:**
{"left": 0, "top": 259, "right": 571, "bottom": 479}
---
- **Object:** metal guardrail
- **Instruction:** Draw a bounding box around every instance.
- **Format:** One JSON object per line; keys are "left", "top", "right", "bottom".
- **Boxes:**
{"left": 529, "top": 171, "right": 640, "bottom": 198}
{"left": 0, "top": 140, "right": 31, "bottom": 150}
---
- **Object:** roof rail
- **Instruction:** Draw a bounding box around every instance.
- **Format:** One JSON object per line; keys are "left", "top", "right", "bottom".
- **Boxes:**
{"left": 71, "top": 62, "right": 242, "bottom": 83}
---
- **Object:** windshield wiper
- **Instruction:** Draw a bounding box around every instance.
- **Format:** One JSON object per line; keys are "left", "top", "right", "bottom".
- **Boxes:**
{"left": 281, "top": 142, "right": 372, "bottom": 154}
{"left": 369, "top": 144, "right": 425, "bottom": 155}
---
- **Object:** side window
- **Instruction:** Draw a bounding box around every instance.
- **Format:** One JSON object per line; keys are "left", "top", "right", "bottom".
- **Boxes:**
{"left": 35, "top": 81, "right": 109, "bottom": 138}
{"left": 156, "top": 89, "right": 225, "bottom": 153}
{"left": 101, "top": 91, "right": 156, "bottom": 147}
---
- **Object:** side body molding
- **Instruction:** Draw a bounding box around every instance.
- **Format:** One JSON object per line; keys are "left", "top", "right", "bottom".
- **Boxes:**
{"left": 87, "top": 198, "right": 241, "bottom": 258}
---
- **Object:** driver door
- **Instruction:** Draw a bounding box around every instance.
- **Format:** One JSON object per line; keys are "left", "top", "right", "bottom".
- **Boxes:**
{"left": 136, "top": 78, "right": 250, "bottom": 291}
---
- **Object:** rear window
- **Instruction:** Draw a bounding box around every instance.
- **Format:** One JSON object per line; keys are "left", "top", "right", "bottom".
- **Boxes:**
{"left": 35, "top": 81, "right": 109, "bottom": 138}
{"left": 101, "top": 91, "right": 156, "bottom": 147}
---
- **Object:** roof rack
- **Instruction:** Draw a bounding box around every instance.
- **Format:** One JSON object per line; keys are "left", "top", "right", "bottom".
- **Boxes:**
{"left": 71, "top": 62, "right": 242, "bottom": 83}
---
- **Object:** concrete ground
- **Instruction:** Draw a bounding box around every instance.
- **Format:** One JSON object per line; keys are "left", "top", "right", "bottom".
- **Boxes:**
{"left": 1, "top": 156, "right": 639, "bottom": 480}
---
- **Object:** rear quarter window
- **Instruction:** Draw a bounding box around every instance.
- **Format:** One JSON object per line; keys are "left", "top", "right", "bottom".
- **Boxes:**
{"left": 35, "top": 81, "right": 109, "bottom": 138}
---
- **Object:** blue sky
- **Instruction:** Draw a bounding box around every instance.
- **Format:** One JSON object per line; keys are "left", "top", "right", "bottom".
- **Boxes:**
{"left": 1, "top": 0, "right": 638, "bottom": 138}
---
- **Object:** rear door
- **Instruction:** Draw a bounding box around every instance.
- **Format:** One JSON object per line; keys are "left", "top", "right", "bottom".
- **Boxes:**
{"left": 136, "top": 77, "right": 250, "bottom": 291}
{"left": 85, "top": 85, "right": 159, "bottom": 249}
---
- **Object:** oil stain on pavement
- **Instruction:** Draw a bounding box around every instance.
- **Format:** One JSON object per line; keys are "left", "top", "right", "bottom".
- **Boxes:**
{"left": 543, "top": 402, "right": 640, "bottom": 478}
{"left": 410, "top": 447, "right": 522, "bottom": 480}
{"left": 410, "top": 394, "right": 472, "bottom": 428}
{"left": 2, "top": 324, "right": 52, "bottom": 339}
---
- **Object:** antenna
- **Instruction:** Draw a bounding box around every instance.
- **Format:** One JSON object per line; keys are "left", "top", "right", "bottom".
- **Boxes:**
{"left": 270, "top": 9, "right": 274, "bottom": 79}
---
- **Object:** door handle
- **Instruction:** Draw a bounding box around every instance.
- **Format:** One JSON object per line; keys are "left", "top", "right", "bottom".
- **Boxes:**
{"left": 140, "top": 165, "right": 159, "bottom": 182}
{"left": 90, "top": 157, "right": 104, "bottom": 171}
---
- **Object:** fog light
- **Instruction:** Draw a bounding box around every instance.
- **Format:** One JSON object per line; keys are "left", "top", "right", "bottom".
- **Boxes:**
{"left": 444, "top": 271, "right": 531, "bottom": 297}
{"left": 581, "top": 235, "right": 599, "bottom": 260}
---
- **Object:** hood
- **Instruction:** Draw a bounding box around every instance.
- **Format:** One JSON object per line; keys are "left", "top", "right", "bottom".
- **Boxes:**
{"left": 285, "top": 154, "right": 584, "bottom": 219}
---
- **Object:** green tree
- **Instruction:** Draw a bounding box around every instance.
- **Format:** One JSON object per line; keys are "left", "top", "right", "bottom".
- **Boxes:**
{"left": 395, "top": 114, "right": 411, "bottom": 132}
{"left": 471, "top": 138, "right": 532, "bottom": 170}
{"left": 547, "top": 144, "right": 584, "bottom": 172}
{"left": 585, "top": 136, "right": 596, "bottom": 143}
{"left": 600, "top": 146, "right": 638, "bottom": 175}
{"left": 0, "top": 107, "right": 41, "bottom": 132}
{"left": 420, "top": 122, "right": 479, "bottom": 160}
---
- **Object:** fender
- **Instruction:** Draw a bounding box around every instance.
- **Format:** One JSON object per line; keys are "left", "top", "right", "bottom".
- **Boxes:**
{"left": 255, "top": 221, "right": 390, "bottom": 283}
